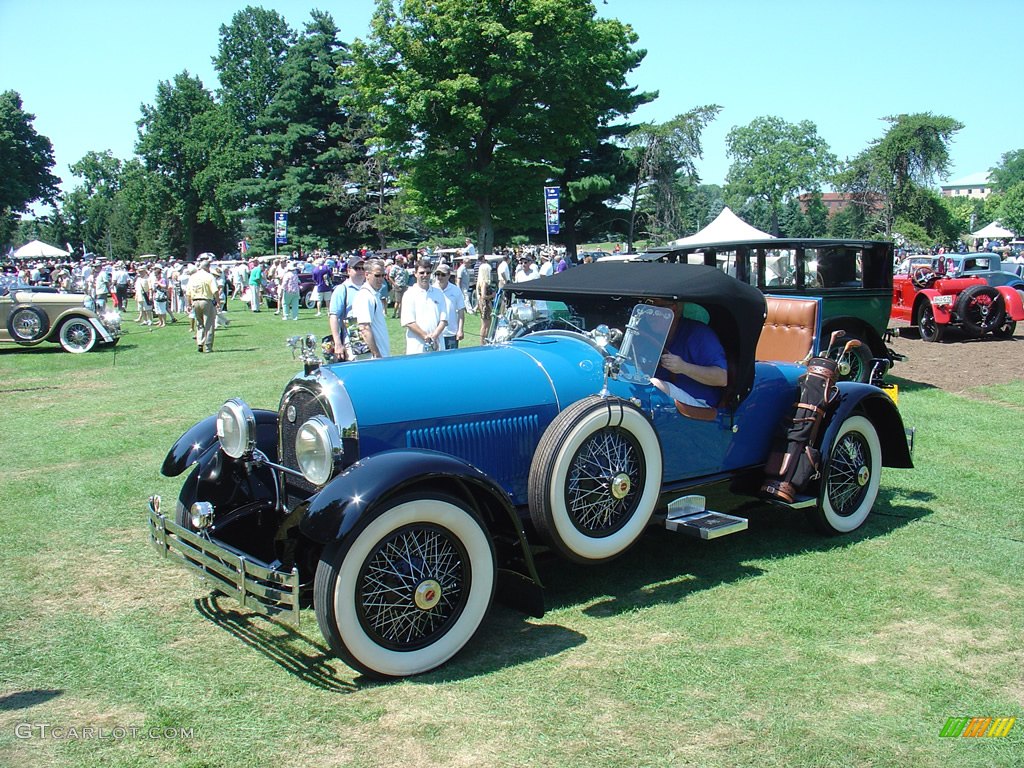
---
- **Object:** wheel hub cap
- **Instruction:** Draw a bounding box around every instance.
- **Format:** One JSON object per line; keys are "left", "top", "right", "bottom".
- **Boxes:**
{"left": 413, "top": 579, "right": 442, "bottom": 610}
{"left": 856, "top": 466, "right": 870, "bottom": 486}
{"left": 610, "top": 472, "right": 631, "bottom": 500}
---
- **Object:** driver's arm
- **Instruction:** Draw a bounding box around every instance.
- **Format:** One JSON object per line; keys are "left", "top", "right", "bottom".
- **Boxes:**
{"left": 659, "top": 353, "right": 728, "bottom": 387}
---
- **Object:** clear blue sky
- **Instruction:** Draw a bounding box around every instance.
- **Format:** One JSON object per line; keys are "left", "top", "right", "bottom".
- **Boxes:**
{"left": 3, "top": 0, "right": 1021, "bottom": 197}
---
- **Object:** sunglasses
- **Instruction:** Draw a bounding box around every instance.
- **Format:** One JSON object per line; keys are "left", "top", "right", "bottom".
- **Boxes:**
{"left": 351, "top": 265, "right": 365, "bottom": 271}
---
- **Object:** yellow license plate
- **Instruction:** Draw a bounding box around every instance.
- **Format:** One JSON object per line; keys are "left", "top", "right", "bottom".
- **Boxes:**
{"left": 881, "top": 383, "right": 898, "bottom": 405}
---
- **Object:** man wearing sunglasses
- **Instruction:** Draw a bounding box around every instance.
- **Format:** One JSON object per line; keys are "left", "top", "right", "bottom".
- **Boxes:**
{"left": 401, "top": 258, "right": 448, "bottom": 353}
{"left": 351, "top": 259, "right": 390, "bottom": 358}
{"left": 433, "top": 263, "right": 465, "bottom": 349}
{"left": 328, "top": 255, "right": 367, "bottom": 360}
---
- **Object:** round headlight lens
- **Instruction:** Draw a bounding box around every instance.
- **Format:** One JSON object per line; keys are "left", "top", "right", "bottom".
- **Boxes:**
{"left": 295, "top": 415, "right": 342, "bottom": 486}
{"left": 216, "top": 398, "right": 256, "bottom": 459}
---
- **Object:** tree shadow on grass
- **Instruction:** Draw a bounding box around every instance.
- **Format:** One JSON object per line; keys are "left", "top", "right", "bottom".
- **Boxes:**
{"left": 537, "top": 489, "right": 933, "bottom": 619}
{"left": 0, "top": 689, "right": 64, "bottom": 711}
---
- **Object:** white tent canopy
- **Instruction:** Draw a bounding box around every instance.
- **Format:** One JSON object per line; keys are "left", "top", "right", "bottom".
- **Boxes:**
{"left": 12, "top": 239, "right": 70, "bottom": 260}
{"left": 970, "top": 221, "right": 1015, "bottom": 239}
{"left": 668, "top": 207, "right": 774, "bottom": 248}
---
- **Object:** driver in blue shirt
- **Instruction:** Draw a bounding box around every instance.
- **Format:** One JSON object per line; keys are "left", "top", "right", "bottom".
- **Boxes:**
{"left": 650, "top": 301, "right": 727, "bottom": 408}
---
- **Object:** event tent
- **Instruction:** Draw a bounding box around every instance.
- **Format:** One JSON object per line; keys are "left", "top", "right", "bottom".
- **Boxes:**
{"left": 970, "top": 221, "right": 1015, "bottom": 239}
{"left": 668, "top": 207, "right": 774, "bottom": 248}
{"left": 12, "top": 239, "right": 70, "bottom": 259}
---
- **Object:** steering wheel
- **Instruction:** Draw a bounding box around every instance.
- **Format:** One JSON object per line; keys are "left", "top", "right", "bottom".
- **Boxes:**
{"left": 911, "top": 266, "right": 937, "bottom": 288}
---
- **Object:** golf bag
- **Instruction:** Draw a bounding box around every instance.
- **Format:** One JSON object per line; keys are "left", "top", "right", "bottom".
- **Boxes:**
{"left": 761, "top": 357, "right": 839, "bottom": 503}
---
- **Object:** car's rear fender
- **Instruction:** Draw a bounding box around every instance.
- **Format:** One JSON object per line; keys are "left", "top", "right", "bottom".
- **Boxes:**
{"left": 996, "top": 285, "right": 1024, "bottom": 321}
{"left": 298, "top": 448, "right": 543, "bottom": 613}
{"left": 160, "top": 409, "right": 279, "bottom": 477}
{"left": 821, "top": 384, "right": 913, "bottom": 469}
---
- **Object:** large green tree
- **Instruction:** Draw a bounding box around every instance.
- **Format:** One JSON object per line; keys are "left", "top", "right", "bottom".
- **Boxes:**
{"left": 0, "top": 90, "right": 61, "bottom": 246}
{"left": 724, "top": 116, "right": 837, "bottom": 236}
{"left": 64, "top": 150, "right": 124, "bottom": 257}
{"left": 624, "top": 106, "right": 721, "bottom": 247}
{"left": 354, "top": 0, "right": 650, "bottom": 253}
{"left": 214, "top": 6, "right": 295, "bottom": 131}
{"left": 238, "top": 11, "right": 364, "bottom": 252}
{"left": 995, "top": 182, "right": 1024, "bottom": 237}
{"left": 989, "top": 149, "right": 1024, "bottom": 193}
{"left": 837, "top": 112, "right": 963, "bottom": 238}
{"left": 136, "top": 72, "right": 227, "bottom": 257}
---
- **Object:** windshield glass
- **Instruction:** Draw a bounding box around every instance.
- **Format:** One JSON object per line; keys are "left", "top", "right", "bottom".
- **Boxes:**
{"left": 615, "top": 304, "right": 674, "bottom": 384}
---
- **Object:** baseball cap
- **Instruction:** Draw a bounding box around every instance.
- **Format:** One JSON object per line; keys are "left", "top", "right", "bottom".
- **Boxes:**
{"left": 434, "top": 263, "right": 451, "bottom": 275}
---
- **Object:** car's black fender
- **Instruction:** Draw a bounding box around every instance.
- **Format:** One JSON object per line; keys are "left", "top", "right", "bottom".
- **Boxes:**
{"left": 820, "top": 384, "right": 913, "bottom": 469}
{"left": 299, "top": 448, "right": 544, "bottom": 615}
{"left": 160, "top": 409, "right": 279, "bottom": 477}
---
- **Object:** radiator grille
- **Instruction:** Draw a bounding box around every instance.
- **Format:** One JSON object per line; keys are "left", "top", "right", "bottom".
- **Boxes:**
{"left": 280, "top": 388, "right": 330, "bottom": 496}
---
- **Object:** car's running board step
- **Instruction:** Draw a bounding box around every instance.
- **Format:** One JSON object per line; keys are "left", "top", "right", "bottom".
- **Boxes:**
{"left": 664, "top": 495, "right": 748, "bottom": 539}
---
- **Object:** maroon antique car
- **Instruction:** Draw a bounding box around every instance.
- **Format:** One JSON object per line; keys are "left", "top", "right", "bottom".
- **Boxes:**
{"left": 891, "top": 261, "right": 1024, "bottom": 342}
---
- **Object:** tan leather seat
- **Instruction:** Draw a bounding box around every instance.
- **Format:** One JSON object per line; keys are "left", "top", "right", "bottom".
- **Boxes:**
{"left": 756, "top": 297, "right": 818, "bottom": 363}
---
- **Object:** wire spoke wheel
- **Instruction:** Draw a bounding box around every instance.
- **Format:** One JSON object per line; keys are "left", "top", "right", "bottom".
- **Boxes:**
{"left": 565, "top": 428, "right": 643, "bottom": 535}
{"left": 826, "top": 432, "right": 870, "bottom": 515}
{"left": 357, "top": 523, "right": 468, "bottom": 651}
{"left": 530, "top": 396, "right": 661, "bottom": 563}
{"left": 812, "top": 415, "right": 881, "bottom": 534}
{"left": 314, "top": 494, "right": 494, "bottom": 679}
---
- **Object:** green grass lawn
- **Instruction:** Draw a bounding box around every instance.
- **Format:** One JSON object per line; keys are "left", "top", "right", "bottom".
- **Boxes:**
{"left": 1, "top": 298, "right": 1021, "bottom": 767}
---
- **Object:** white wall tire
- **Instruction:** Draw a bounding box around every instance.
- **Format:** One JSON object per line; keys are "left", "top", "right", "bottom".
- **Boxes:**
{"left": 529, "top": 396, "right": 662, "bottom": 563}
{"left": 814, "top": 415, "right": 881, "bottom": 534}
{"left": 58, "top": 317, "right": 97, "bottom": 353}
{"left": 314, "top": 494, "right": 495, "bottom": 679}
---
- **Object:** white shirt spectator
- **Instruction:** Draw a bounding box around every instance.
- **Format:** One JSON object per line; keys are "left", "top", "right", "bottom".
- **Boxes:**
{"left": 401, "top": 282, "right": 448, "bottom": 354}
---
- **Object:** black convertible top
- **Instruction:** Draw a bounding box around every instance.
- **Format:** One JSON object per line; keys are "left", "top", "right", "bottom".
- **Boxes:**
{"left": 508, "top": 262, "right": 768, "bottom": 409}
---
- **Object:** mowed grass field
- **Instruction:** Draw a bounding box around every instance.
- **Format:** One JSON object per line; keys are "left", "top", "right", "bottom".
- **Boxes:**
{"left": 1, "top": 297, "right": 1022, "bottom": 768}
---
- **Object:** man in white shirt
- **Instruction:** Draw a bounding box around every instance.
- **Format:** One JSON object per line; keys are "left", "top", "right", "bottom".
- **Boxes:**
{"left": 351, "top": 259, "right": 390, "bottom": 358}
{"left": 539, "top": 253, "right": 554, "bottom": 277}
{"left": 401, "top": 258, "right": 448, "bottom": 353}
{"left": 434, "top": 263, "right": 465, "bottom": 349}
{"left": 515, "top": 255, "right": 540, "bottom": 282}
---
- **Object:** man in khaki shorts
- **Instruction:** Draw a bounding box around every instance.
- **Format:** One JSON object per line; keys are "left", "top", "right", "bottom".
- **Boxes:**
{"left": 474, "top": 253, "right": 493, "bottom": 344}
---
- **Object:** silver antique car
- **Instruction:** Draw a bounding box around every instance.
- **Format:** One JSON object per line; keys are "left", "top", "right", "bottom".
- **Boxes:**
{"left": 0, "top": 275, "right": 122, "bottom": 353}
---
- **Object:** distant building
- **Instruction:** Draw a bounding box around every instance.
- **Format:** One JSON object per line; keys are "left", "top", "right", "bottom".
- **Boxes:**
{"left": 940, "top": 172, "right": 991, "bottom": 199}
{"left": 798, "top": 192, "right": 883, "bottom": 217}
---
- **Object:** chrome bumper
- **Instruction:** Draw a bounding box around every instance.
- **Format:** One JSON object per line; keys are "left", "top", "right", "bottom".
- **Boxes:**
{"left": 147, "top": 496, "right": 300, "bottom": 626}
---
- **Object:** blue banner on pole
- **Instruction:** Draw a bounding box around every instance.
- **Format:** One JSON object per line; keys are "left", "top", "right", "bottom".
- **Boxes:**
{"left": 274, "top": 211, "right": 288, "bottom": 245}
{"left": 544, "top": 186, "right": 560, "bottom": 235}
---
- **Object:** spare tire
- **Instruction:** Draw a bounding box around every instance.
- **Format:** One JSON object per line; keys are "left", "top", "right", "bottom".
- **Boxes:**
{"left": 955, "top": 285, "right": 1004, "bottom": 336}
{"left": 7, "top": 305, "right": 50, "bottom": 344}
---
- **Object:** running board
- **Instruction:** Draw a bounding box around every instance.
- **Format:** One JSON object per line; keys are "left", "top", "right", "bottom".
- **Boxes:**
{"left": 664, "top": 495, "right": 748, "bottom": 540}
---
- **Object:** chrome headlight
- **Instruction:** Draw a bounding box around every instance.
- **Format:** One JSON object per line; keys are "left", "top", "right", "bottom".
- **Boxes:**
{"left": 216, "top": 398, "right": 256, "bottom": 459}
{"left": 101, "top": 310, "right": 122, "bottom": 331}
{"left": 295, "top": 415, "right": 343, "bottom": 486}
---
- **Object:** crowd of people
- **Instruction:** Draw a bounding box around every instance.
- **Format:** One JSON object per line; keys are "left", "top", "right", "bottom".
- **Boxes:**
{"left": 0, "top": 241, "right": 589, "bottom": 357}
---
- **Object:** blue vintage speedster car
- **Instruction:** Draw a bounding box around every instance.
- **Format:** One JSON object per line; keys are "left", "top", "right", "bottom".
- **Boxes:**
{"left": 148, "top": 263, "right": 913, "bottom": 679}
